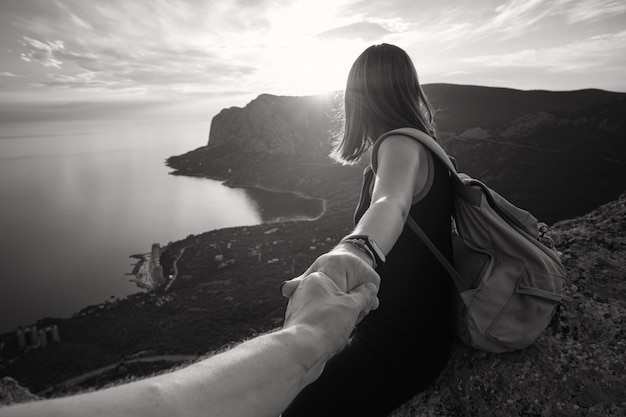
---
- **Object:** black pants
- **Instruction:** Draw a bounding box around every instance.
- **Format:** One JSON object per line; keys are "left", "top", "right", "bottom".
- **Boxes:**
{"left": 282, "top": 329, "right": 451, "bottom": 417}
{"left": 284, "top": 190, "right": 455, "bottom": 416}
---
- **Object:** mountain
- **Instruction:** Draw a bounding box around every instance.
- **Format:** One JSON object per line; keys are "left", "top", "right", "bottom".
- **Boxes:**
{"left": 206, "top": 93, "right": 340, "bottom": 157}
{"left": 422, "top": 83, "right": 625, "bottom": 134}
{"left": 167, "top": 84, "right": 626, "bottom": 224}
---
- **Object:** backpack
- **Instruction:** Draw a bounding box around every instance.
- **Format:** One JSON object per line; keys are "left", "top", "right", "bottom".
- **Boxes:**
{"left": 378, "top": 128, "right": 566, "bottom": 353}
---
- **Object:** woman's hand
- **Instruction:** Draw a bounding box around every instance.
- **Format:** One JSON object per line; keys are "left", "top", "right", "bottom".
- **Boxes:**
{"left": 281, "top": 244, "right": 381, "bottom": 307}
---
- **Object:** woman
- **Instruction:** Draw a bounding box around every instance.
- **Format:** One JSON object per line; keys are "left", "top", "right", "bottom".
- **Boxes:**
{"left": 281, "top": 43, "right": 454, "bottom": 416}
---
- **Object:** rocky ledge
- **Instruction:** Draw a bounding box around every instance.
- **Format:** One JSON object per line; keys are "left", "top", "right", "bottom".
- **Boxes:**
{"left": 0, "top": 377, "right": 38, "bottom": 406}
{"left": 391, "top": 193, "right": 626, "bottom": 417}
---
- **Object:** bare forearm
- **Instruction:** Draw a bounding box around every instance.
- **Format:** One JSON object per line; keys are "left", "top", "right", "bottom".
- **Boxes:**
{"left": 352, "top": 197, "right": 407, "bottom": 255}
{"left": 166, "top": 325, "right": 328, "bottom": 417}
{"left": 2, "top": 327, "right": 329, "bottom": 417}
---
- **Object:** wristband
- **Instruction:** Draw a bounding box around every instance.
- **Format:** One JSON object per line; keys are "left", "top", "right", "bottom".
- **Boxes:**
{"left": 340, "top": 234, "right": 386, "bottom": 268}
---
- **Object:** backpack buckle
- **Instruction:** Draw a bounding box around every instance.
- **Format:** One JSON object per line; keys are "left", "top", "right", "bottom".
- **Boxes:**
{"left": 538, "top": 223, "right": 556, "bottom": 249}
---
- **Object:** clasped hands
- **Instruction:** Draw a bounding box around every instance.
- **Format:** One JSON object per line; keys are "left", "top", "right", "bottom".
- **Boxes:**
{"left": 281, "top": 247, "right": 381, "bottom": 358}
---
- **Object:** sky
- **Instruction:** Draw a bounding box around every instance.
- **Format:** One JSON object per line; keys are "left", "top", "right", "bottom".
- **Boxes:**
{"left": 0, "top": 0, "right": 625, "bottom": 121}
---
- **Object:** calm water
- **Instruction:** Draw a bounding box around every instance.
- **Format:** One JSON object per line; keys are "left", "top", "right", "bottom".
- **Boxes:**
{"left": 0, "top": 119, "right": 322, "bottom": 333}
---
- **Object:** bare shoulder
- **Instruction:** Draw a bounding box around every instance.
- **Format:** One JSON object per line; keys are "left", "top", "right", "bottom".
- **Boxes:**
{"left": 376, "top": 134, "right": 428, "bottom": 164}
{"left": 375, "top": 133, "right": 430, "bottom": 197}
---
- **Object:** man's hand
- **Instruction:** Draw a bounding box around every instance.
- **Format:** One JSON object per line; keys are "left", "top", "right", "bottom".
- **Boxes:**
{"left": 284, "top": 271, "right": 379, "bottom": 334}
{"left": 282, "top": 272, "right": 379, "bottom": 382}
{"left": 280, "top": 245, "right": 381, "bottom": 298}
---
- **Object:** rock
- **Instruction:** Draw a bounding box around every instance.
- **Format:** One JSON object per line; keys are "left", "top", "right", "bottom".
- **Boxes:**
{"left": 459, "top": 127, "right": 490, "bottom": 139}
{"left": 207, "top": 93, "right": 341, "bottom": 157}
{"left": 497, "top": 112, "right": 557, "bottom": 139}
{"left": 391, "top": 193, "right": 626, "bottom": 417}
{"left": 0, "top": 377, "right": 40, "bottom": 406}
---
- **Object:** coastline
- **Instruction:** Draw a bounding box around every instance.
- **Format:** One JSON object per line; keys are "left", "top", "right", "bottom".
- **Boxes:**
{"left": 169, "top": 169, "right": 327, "bottom": 207}
{"left": 6, "top": 129, "right": 623, "bottom": 401}
{"left": 2, "top": 149, "right": 625, "bottom": 416}
{"left": 168, "top": 168, "right": 329, "bottom": 222}
{"left": 0, "top": 154, "right": 355, "bottom": 396}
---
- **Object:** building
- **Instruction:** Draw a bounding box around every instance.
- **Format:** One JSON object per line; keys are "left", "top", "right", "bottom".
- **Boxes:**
{"left": 14, "top": 324, "right": 61, "bottom": 350}
{"left": 150, "top": 243, "right": 165, "bottom": 285}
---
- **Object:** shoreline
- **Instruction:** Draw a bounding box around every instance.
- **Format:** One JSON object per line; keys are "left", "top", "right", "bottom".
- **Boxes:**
{"left": 169, "top": 168, "right": 327, "bottom": 205}
{"left": 0, "top": 166, "right": 329, "bottom": 335}
{"left": 168, "top": 168, "right": 329, "bottom": 222}
{"left": 2, "top": 162, "right": 624, "bottom": 399}
{"left": 5, "top": 133, "right": 622, "bottom": 397}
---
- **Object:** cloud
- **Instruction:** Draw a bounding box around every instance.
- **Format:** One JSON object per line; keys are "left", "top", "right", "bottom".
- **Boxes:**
{"left": 43, "top": 71, "right": 134, "bottom": 92}
{"left": 7, "top": 1, "right": 276, "bottom": 96}
{"left": 459, "top": 30, "right": 626, "bottom": 73}
{"left": 317, "top": 21, "right": 393, "bottom": 41}
{"left": 440, "top": 70, "right": 469, "bottom": 77}
{"left": 3, "top": 0, "right": 626, "bottom": 99}
{"left": 480, "top": 0, "right": 626, "bottom": 38}
{"left": 565, "top": 0, "right": 626, "bottom": 23}
{"left": 14, "top": 32, "right": 258, "bottom": 94}
{"left": 392, "top": 0, "right": 624, "bottom": 42}
{"left": 19, "top": 36, "right": 65, "bottom": 68}
{"left": 477, "top": 0, "right": 559, "bottom": 38}
{"left": 0, "top": 72, "right": 24, "bottom": 78}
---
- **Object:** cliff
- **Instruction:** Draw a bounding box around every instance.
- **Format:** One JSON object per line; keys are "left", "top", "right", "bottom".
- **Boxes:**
{"left": 166, "top": 92, "right": 358, "bottom": 196}
{"left": 207, "top": 93, "right": 341, "bottom": 157}
{"left": 174, "top": 84, "right": 625, "bottom": 156}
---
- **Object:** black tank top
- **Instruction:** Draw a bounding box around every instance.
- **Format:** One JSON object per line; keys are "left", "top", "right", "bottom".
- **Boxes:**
{"left": 352, "top": 134, "right": 454, "bottom": 367}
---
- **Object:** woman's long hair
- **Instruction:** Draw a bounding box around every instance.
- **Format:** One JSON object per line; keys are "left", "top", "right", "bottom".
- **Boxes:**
{"left": 331, "top": 44, "right": 437, "bottom": 165}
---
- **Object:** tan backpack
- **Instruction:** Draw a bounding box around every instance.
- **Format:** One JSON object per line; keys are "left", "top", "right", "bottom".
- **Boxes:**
{"left": 380, "top": 128, "right": 566, "bottom": 353}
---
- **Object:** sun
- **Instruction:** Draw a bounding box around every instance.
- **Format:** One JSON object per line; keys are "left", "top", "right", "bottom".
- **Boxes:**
{"left": 297, "top": 67, "right": 346, "bottom": 96}
{"left": 266, "top": 42, "right": 355, "bottom": 97}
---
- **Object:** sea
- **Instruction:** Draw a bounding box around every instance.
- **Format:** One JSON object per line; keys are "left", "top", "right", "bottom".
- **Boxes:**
{"left": 0, "top": 117, "right": 322, "bottom": 333}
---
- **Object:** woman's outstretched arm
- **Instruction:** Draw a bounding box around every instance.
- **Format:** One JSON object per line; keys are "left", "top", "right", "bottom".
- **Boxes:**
{"left": 352, "top": 134, "right": 428, "bottom": 253}
{"left": 282, "top": 134, "right": 427, "bottom": 296}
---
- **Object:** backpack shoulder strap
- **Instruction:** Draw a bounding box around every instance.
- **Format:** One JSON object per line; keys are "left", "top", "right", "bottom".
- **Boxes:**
{"left": 376, "top": 128, "right": 461, "bottom": 184}
{"left": 377, "top": 128, "right": 468, "bottom": 294}
{"left": 406, "top": 216, "right": 468, "bottom": 293}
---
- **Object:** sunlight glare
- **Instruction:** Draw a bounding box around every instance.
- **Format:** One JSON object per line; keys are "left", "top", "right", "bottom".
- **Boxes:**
{"left": 255, "top": 0, "right": 365, "bottom": 96}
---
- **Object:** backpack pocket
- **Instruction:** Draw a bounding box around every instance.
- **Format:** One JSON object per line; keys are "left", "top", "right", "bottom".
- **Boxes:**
{"left": 485, "top": 267, "right": 565, "bottom": 349}
{"left": 516, "top": 268, "right": 564, "bottom": 302}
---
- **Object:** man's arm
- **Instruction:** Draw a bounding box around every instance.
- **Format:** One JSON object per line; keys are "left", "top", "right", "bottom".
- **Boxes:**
{"left": 1, "top": 272, "right": 378, "bottom": 417}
